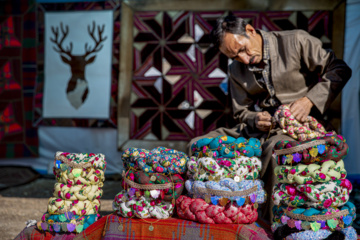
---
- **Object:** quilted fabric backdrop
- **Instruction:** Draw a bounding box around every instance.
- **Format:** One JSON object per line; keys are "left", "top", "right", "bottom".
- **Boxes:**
{"left": 0, "top": 0, "right": 38, "bottom": 158}
{"left": 130, "top": 10, "right": 332, "bottom": 142}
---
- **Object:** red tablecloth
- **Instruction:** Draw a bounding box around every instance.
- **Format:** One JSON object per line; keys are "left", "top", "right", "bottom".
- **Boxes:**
{"left": 14, "top": 214, "right": 273, "bottom": 240}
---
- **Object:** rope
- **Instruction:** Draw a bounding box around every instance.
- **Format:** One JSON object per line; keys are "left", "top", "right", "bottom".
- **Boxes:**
{"left": 55, "top": 155, "right": 94, "bottom": 169}
{"left": 284, "top": 209, "right": 349, "bottom": 221}
{"left": 195, "top": 185, "right": 258, "bottom": 197}
{"left": 122, "top": 171, "right": 174, "bottom": 190}
{"left": 274, "top": 140, "right": 326, "bottom": 155}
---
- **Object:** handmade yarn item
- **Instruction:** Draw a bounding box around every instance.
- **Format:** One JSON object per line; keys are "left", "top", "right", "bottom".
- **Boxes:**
{"left": 54, "top": 152, "right": 106, "bottom": 171}
{"left": 176, "top": 195, "right": 258, "bottom": 224}
{"left": 39, "top": 213, "right": 99, "bottom": 233}
{"left": 273, "top": 134, "right": 348, "bottom": 165}
{"left": 274, "top": 160, "right": 347, "bottom": 184}
{"left": 121, "top": 169, "right": 184, "bottom": 201}
{"left": 41, "top": 151, "right": 106, "bottom": 233}
{"left": 271, "top": 223, "right": 357, "bottom": 240}
{"left": 274, "top": 105, "right": 328, "bottom": 141}
{"left": 122, "top": 147, "right": 189, "bottom": 174}
{"left": 272, "top": 201, "right": 356, "bottom": 231}
{"left": 185, "top": 178, "right": 266, "bottom": 204}
{"left": 190, "top": 135, "right": 262, "bottom": 158}
{"left": 47, "top": 198, "right": 100, "bottom": 215}
{"left": 113, "top": 190, "right": 174, "bottom": 219}
{"left": 53, "top": 183, "right": 103, "bottom": 201}
{"left": 187, "top": 156, "right": 261, "bottom": 181}
{"left": 272, "top": 179, "right": 352, "bottom": 208}
{"left": 53, "top": 152, "right": 106, "bottom": 185}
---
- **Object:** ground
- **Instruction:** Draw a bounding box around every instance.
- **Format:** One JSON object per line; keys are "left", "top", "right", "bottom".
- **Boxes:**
{"left": 0, "top": 178, "right": 121, "bottom": 240}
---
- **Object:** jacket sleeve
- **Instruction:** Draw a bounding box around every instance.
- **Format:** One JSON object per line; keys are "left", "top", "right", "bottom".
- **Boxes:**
{"left": 229, "top": 66, "right": 258, "bottom": 129}
{"left": 296, "top": 30, "right": 352, "bottom": 114}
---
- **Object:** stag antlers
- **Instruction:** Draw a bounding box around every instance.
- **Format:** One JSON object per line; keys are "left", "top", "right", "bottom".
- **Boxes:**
{"left": 50, "top": 21, "right": 107, "bottom": 57}
{"left": 50, "top": 22, "right": 73, "bottom": 57}
{"left": 85, "top": 21, "right": 108, "bottom": 57}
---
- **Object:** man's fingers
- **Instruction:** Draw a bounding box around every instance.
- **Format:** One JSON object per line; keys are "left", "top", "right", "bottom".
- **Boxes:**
{"left": 300, "top": 115, "right": 307, "bottom": 123}
{"left": 257, "top": 115, "right": 271, "bottom": 121}
{"left": 257, "top": 121, "right": 271, "bottom": 127}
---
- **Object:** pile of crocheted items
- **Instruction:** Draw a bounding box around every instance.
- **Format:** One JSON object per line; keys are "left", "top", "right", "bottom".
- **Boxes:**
{"left": 272, "top": 202, "right": 356, "bottom": 230}
{"left": 121, "top": 147, "right": 188, "bottom": 174}
{"left": 272, "top": 179, "right": 352, "bottom": 208}
{"left": 121, "top": 169, "right": 184, "bottom": 201}
{"left": 176, "top": 195, "right": 258, "bottom": 224}
{"left": 272, "top": 224, "right": 357, "bottom": 240}
{"left": 274, "top": 105, "right": 328, "bottom": 141}
{"left": 185, "top": 178, "right": 266, "bottom": 204}
{"left": 274, "top": 160, "right": 347, "bottom": 185}
{"left": 39, "top": 152, "right": 106, "bottom": 233}
{"left": 187, "top": 156, "right": 261, "bottom": 181}
{"left": 273, "top": 134, "right": 348, "bottom": 165}
{"left": 271, "top": 202, "right": 357, "bottom": 239}
{"left": 113, "top": 147, "right": 189, "bottom": 220}
{"left": 176, "top": 135, "right": 265, "bottom": 224}
{"left": 271, "top": 108, "right": 356, "bottom": 239}
{"left": 190, "top": 136, "right": 262, "bottom": 158}
{"left": 113, "top": 190, "right": 174, "bottom": 219}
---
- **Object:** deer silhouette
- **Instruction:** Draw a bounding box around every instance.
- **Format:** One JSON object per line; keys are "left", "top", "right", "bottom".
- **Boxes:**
{"left": 50, "top": 21, "right": 107, "bottom": 109}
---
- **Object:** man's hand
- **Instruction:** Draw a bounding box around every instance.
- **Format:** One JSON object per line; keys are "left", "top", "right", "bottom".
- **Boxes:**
{"left": 289, "top": 97, "right": 314, "bottom": 122}
{"left": 255, "top": 111, "right": 273, "bottom": 132}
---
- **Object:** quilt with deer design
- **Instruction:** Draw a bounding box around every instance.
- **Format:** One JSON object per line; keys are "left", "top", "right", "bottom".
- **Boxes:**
{"left": 34, "top": 1, "right": 120, "bottom": 127}
{"left": 42, "top": 10, "right": 113, "bottom": 119}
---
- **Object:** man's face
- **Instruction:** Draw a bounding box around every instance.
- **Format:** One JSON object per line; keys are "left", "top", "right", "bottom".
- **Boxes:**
{"left": 219, "top": 26, "right": 263, "bottom": 65}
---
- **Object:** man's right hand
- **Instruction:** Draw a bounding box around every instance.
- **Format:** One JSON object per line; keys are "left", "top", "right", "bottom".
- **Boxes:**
{"left": 255, "top": 111, "right": 273, "bottom": 132}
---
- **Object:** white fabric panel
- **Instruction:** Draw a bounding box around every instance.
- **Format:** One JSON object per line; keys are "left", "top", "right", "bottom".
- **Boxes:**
{"left": 0, "top": 126, "right": 123, "bottom": 175}
{"left": 341, "top": 1, "right": 360, "bottom": 174}
{"left": 43, "top": 11, "right": 113, "bottom": 118}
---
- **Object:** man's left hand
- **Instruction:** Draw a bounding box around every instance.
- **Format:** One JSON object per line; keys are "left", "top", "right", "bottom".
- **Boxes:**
{"left": 289, "top": 97, "right": 314, "bottom": 122}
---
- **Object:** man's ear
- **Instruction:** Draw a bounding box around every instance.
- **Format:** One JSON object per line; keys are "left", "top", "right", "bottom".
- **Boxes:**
{"left": 245, "top": 24, "right": 256, "bottom": 36}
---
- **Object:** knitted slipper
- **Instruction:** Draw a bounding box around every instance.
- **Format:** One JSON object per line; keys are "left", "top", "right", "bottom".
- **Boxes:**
{"left": 274, "top": 105, "right": 328, "bottom": 141}
{"left": 272, "top": 180, "right": 352, "bottom": 208}
{"left": 187, "top": 156, "right": 261, "bottom": 181}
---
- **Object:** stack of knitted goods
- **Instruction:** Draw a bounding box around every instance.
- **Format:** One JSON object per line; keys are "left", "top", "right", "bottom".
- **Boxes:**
{"left": 176, "top": 135, "right": 266, "bottom": 224}
{"left": 113, "top": 147, "right": 189, "bottom": 221}
{"left": 38, "top": 151, "right": 106, "bottom": 233}
{"left": 271, "top": 105, "right": 357, "bottom": 239}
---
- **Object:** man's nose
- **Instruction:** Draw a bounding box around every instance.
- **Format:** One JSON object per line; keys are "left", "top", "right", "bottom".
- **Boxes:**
{"left": 237, "top": 54, "right": 250, "bottom": 64}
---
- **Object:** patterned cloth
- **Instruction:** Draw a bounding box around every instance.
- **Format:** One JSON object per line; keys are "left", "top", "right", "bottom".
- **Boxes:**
{"left": 271, "top": 223, "right": 357, "bottom": 240}
{"left": 190, "top": 136, "right": 262, "bottom": 158}
{"left": 272, "top": 179, "right": 352, "bottom": 208}
{"left": 187, "top": 156, "right": 261, "bottom": 181}
{"left": 185, "top": 178, "right": 266, "bottom": 204}
{"left": 274, "top": 105, "right": 328, "bottom": 141}
{"left": 14, "top": 214, "right": 273, "bottom": 240}
{"left": 274, "top": 160, "right": 347, "bottom": 184}
{"left": 272, "top": 202, "right": 356, "bottom": 230}
{"left": 274, "top": 134, "right": 348, "bottom": 165}
{"left": 122, "top": 169, "right": 184, "bottom": 201}
{"left": 176, "top": 195, "right": 258, "bottom": 224}
{"left": 113, "top": 190, "right": 174, "bottom": 219}
{"left": 122, "top": 147, "right": 189, "bottom": 174}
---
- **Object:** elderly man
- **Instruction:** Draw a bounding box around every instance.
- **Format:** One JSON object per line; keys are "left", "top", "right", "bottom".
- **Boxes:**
{"left": 187, "top": 15, "right": 352, "bottom": 222}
